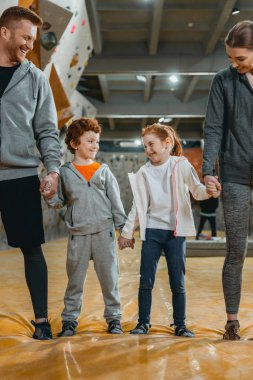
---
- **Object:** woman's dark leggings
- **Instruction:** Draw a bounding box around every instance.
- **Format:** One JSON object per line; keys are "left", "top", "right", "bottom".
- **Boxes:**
{"left": 20, "top": 245, "right": 48, "bottom": 319}
{"left": 222, "top": 182, "right": 251, "bottom": 315}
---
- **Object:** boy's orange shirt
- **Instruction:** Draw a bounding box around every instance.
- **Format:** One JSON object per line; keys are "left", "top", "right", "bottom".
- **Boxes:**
{"left": 73, "top": 162, "right": 101, "bottom": 182}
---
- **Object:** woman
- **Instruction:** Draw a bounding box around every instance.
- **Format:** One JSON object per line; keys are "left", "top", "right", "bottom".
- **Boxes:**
{"left": 203, "top": 20, "right": 253, "bottom": 340}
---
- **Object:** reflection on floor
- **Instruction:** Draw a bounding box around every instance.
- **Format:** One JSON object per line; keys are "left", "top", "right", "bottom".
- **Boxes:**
{"left": 1, "top": 238, "right": 253, "bottom": 379}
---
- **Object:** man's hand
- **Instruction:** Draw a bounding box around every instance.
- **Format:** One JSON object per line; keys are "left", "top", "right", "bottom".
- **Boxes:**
{"left": 204, "top": 175, "right": 221, "bottom": 196}
{"left": 40, "top": 172, "right": 59, "bottom": 199}
{"left": 118, "top": 235, "right": 135, "bottom": 250}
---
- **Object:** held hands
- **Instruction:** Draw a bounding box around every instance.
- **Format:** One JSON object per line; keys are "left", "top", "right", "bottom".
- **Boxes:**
{"left": 204, "top": 175, "right": 221, "bottom": 198}
{"left": 118, "top": 235, "right": 135, "bottom": 250}
{"left": 40, "top": 172, "right": 59, "bottom": 199}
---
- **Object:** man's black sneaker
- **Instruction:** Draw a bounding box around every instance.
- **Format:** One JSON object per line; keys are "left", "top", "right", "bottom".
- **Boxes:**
{"left": 108, "top": 320, "right": 123, "bottom": 334}
{"left": 174, "top": 325, "right": 195, "bottom": 338}
{"left": 31, "top": 320, "right": 53, "bottom": 340}
{"left": 130, "top": 322, "right": 150, "bottom": 335}
{"left": 58, "top": 320, "right": 78, "bottom": 337}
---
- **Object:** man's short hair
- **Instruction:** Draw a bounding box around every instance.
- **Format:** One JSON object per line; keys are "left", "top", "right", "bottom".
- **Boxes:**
{"left": 0, "top": 6, "right": 43, "bottom": 29}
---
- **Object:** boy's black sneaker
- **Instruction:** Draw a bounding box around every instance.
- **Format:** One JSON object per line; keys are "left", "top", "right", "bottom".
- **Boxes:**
{"left": 58, "top": 320, "right": 78, "bottom": 337}
{"left": 174, "top": 325, "right": 195, "bottom": 338}
{"left": 31, "top": 320, "right": 53, "bottom": 340}
{"left": 130, "top": 322, "right": 150, "bottom": 335}
{"left": 108, "top": 320, "right": 123, "bottom": 334}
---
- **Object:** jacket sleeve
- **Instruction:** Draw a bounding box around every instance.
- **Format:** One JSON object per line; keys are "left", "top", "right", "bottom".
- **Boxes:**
{"left": 202, "top": 74, "right": 225, "bottom": 177}
{"left": 33, "top": 72, "right": 61, "bottom": 174}
{"left": 121, "top": 201, "right": 139, "bottom": 239}
{"left": 45, "top": 173, "right": 66, "bottom": 209}
{"left": 105, "top": 168, "right": 127, "bottom": 231}
{"left": 183, "top": 160, "right": 209, "bottom": 200}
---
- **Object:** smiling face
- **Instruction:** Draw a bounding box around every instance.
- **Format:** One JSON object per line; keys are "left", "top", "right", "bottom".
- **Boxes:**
{"left": 142, "top": 133, "right": 171, "bottom": 166}
{"left": 226, "top": 45, "right": 253, "bottom": 74}
{"left": 1, "top": 19, "right": 37, "bottom": 64}
{"left": 71, "top": 131, "right": 100, "bottom": 162}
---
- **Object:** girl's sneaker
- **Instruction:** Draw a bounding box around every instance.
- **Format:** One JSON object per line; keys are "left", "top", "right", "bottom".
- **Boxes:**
{"left": 174, "top": 325, "right": 195, "bottom": 338}
{"left": 31, "top": 320, "right": 53, "bottom": 340}
{"left": 130, "top": 322, "right": 150, "bottom": 334}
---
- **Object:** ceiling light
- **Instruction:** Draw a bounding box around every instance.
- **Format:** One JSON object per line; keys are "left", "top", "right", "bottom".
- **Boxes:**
{"left": 158, "top": 117, "right": 164, "bottom": 123}
{"left": 134, "top": 139, "right": 142, "bottom": 146}
{"left": 120, "top": 141, "right": 141, "bottom": 148}
{"left": 136, "top": 75, "right": 147, "bottom": 83}
{"left": 164, "top": 117, "right": 172, "bottom": 123}
{"left": 169, "top": 75, "right": 178, "bottom": 83}
{"left": 232, "top": 7, "right": 240, "bottom": 14}
{"left": 187, "top": 22, "right": 194, "bottom": 28}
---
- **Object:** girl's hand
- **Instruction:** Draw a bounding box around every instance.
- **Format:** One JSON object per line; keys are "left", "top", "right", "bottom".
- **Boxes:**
{"left": 118, "top": 235, "right": 135, "bottom": 250}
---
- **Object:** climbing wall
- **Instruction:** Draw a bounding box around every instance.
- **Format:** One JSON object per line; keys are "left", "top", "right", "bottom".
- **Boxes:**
{"left": 43, "top": 0, "right": 93, "bottom": 99}
{"left": 97, "top": 151, "right": 147, "bottom": 213}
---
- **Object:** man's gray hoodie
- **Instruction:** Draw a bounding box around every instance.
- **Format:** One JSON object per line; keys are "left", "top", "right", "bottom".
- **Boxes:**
{"left": 0, "top": 59, "right": 60, "bottom": 180}
{"left": 203, "top": 66, "right": 253, "bottom": 184}
{"left": 47, "top": 162, "right": 127, "bottom": 235}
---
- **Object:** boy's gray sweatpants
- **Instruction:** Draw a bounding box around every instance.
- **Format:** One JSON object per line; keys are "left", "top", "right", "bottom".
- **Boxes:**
{"left": 61, "top": 228, "right": 121, "bottom": 323}
{"left": 222, "top": 182, "right": 251, "bottom": 314}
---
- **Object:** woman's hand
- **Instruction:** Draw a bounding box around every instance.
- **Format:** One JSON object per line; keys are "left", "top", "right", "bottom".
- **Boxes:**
{"left": 204, "top": 175, "right": 221, "bottom": 197}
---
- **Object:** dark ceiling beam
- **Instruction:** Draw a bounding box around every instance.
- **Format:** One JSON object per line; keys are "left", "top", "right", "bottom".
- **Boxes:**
{"left": 108, "top": 118, "right": 115, "bottom": 130}
{"left": 205, "top": 0, "right": 236, "bottom": 55}
{"left": 149, "top": 0, "right": 165, "bottom": 55}
{"left": 85, "top": 46, "right": 227, "bottom": 74}
{"left": 98, "top": 75, "right": 110, "bottom": 102}
{"left": 86, "top": 0, "right": 103, "bottom": 54}
{"left": 144, "top": 75, "right": 152, "bottom": 102}
{"left": 173, "top": 118, "right": 181, "bottom": 130}
{"left": 141, "top": 118, "right": 147, "bottom": 129}
{"left": 183, "top": 76, "right": 199, "bottom": 103}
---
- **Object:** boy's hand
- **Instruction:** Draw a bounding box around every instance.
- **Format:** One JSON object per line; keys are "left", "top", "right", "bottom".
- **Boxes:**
{"left": 118, "top": 235, "right": 135, "bottom": 250}
{"left": 40, "top": 172, "right": 59, "bottom": 199}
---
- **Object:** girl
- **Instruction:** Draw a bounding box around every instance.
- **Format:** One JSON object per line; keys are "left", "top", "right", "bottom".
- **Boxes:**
{"left": 119, "top": 124, "right": 218, "bottom": 337}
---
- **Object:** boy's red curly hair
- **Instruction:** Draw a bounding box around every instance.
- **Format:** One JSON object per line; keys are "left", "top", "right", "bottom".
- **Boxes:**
{"left": 65, "top": 118, "right": 102, "bottom": 154}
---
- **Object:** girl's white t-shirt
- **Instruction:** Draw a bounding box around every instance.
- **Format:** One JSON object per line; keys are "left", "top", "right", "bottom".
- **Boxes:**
{"left": 144, "top": 158, "right": 176, "bottom": 230}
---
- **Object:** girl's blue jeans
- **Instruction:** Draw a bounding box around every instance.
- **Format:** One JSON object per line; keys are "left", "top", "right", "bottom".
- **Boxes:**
{"left": 138, "top": 228, "right": 186, "bottom": 327}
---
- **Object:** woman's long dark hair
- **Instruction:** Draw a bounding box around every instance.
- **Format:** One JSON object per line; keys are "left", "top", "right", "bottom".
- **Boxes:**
{"left": 225, "top": 20, "right": 253, "bottom": 49}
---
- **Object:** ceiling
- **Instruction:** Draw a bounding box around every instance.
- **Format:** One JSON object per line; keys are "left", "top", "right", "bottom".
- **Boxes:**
{"left": 78, "top": 0, "right": 253, "bottom": 140}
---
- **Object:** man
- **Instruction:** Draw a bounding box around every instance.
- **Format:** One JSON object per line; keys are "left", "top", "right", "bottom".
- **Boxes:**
{"left": 0, "top": 6, "right": 60, "bottom": 340}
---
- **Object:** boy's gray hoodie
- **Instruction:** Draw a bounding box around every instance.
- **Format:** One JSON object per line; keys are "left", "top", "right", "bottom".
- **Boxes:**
{"left": 47, "top": 162, "right": 127, "bottom": 235}
{"left": 0, "top": 59, "right": 60, "bottom": 180}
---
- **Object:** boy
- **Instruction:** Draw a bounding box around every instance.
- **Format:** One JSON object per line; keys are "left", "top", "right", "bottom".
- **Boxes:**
{"left": 47, "top": 118, "right": 126, "bottom": 336}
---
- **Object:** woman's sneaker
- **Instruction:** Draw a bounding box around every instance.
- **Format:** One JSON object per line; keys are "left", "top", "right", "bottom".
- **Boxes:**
{"left": 130, "top": 322, "right": 150, "bottom": 334}
{"left": 58, "top": 320, "right": 78, "bottom": 337}
{"left": 31, "top": 320, "right": 53, "bottom": 340}
{"left": 223, "top": 320, "right": 240, "bottom": 340}
{"left": 174, "top": 325, "right": 195, "bottom": 338}
{"left": 107, "top": 320, "right": 123, "bottom": 334}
